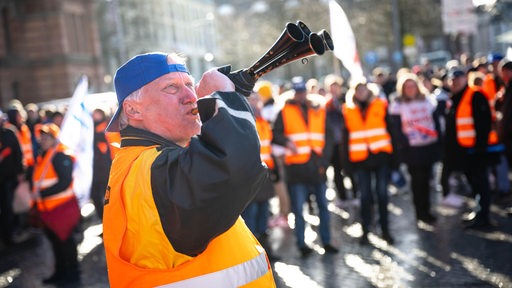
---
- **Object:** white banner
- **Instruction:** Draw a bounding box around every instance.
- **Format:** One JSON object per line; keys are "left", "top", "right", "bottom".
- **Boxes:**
{"left": 59, "top": 75, "right": 94, "bottom": 207}
{"left": 329, "top": 0, "right": 364, "bottom": 79}
{"left": 441, "top": 0, "right": 478, "bottom": 34}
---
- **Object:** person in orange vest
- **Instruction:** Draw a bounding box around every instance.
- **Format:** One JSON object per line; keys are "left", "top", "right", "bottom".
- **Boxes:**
{"left": 6, "top": 106, "right": 34, "bottom": 183}
{"left": 102, "top": 52, "right": 275, "bottom": 287}
{"left": 0, "top": 109, "right": 24, "bottom": 246}
{"left": 33, "top": 123, "right": 80, "bottom": 285}
{"left": 482, "top": 53, "right": 505, "bottom": 100}
{"left": 24, "top": 103, "right": 42, "bottom": 161}
{"left": 497, "top": 59, "right": 512, "bottom": 169}
{"left": 324, "top": 74, "right": 358, "bottom": 207}
{"left": 256, "top": 81, "right": 291, "bottom": 229}
{"left": 90, "top": 108, "right": 112, "bottom": 221}
{"left": 342, "top": 79, "right": 395, "bottom": 245}
{"left": 242, "top": 91, "right": 280, "bottom": 262}
{"left": 469, "top": 67, "right": 510, "bottom": 199}
{"left": 272, "top": 76, "right": 339, "bottom": 257}
{"left": 496, "top": 59, "right": 512, "bottom": 214}
{"left": 445, "top": 68, "right": 499, "bottom": 230}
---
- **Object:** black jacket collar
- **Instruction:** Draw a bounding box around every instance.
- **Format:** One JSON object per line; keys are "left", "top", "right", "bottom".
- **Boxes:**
{"left": 120, "top": 126, "right": 179, "bottom": 148}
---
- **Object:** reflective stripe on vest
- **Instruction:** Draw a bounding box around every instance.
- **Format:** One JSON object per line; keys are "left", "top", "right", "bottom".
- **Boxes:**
{"left": 256, "top": 117, "right": 275, "bottom": 169}
{"left": 282, "top": 103, "right": 326, "bottom": 165}
{"left": 156, "top": 251, "right": 268, "bottom": 288}
{"left": 456, "top": 87, "right": 499, "bottom": 148}
{"left": 19, "top": 124, "right": 34, "bottom": 166}
{"left": 7, "top": 123, "right": 34, "bottom": 167}
{"left": 343, "top": 98, "right": 392, "bottom": 162}
{"left": 32, "top": 143, "right": 75, "bottom": 210}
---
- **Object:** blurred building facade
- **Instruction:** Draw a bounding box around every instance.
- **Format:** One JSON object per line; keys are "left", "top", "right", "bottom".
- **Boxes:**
{"left": 0, "top": 0, "right": 105, "bottom": 107}
{"left": 98, "top": 0, "right": 217, "bottom": 83}
{"left": 0, "top": 0, "right": 218, "bottom": 108}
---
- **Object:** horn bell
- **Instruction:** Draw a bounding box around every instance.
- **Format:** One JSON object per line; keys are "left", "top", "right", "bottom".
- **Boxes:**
{"left": 247, "top": 22, "right": 305, "bottom": 77}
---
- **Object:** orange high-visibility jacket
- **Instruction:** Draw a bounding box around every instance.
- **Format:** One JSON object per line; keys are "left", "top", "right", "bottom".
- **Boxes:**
{"left": 456, "top": 86, "right": 499, "bottom": 147}
{"left": 103, "top": 91, "right": 275, "bottom": 288}
{"left": 95, "top": 121, "right": 111, "bottom": 155}
{"left": 256, "top": 117, "right": 275, "bottom": 169}
{"left": 282, "top": 103, "right": 326, "bottom": 165}
{"left": 32, "top": 143, "right": 75, "bottom": 210}
{"left": 482, "top": 73, "right": 497, "bottom": 103}
{"left": 343, "top": 98, "right": 393, "bottom": 162}
{"left": 105, "top": 131, "right": 121, "bottom": 159}
{"left": 6, "top": 123, "right": 34, "bottom": 168}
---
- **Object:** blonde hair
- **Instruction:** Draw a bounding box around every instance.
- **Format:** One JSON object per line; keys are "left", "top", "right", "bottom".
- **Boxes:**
{"left": 395, "top": 73, "right": 428, "bottom": 101}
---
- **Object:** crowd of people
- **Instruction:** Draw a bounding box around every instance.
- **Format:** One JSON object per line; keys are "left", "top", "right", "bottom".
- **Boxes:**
{"left": 0, "top": 50, "right": 511, "bottom": 286}
{"left": 0, "top": 100, "right": 114, "bottom": 285}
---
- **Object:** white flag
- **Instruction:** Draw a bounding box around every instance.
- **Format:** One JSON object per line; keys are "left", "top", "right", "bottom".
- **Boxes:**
{"left": 507, "top": 46, "right": 512, "bottom": 60}
{"left": 59, "top": 75, "right": 94, "bottom": 207}
{"left": 329, "top": 0, "right": 364, "bottom": 79}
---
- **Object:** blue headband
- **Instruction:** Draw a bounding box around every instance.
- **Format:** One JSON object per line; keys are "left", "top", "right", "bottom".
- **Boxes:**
{"left": 167, "top": 63, "right": 189, "bottom": 74}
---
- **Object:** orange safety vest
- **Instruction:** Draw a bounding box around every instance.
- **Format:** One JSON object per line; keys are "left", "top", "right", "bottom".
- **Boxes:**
{"left": 18, "top": 124, "right": 34, "bottom": 167}
{"left": 456, "top": 86, "right": 499, "bottom": 147}
{"left": 482, "top": 73, "right": 497, "bottom": 102}
{"left": 32, "top": 143, "right": 75, "bottom": 211}
{"left": 103, "top": 145, "right": 275, "bottom": 288}
{"left": 5, "top": 123, "right": 34, "bottom": 167}
{"left": 282, "top": 103, "right": 326, "bottom": 165}
{"left": 343, "top": 98, "right": 393, "bottom": 162}
{"left": 95, "top": 121, "right": 111, "bottom": 155}
{"left": 256, "top": 117, "right": 275, "bottom": 170}
{"left": 105, "top": 132, "right": 121, "bottom": 159}
{"left": 33, "top": 123, "right": 43, "bottom": 141}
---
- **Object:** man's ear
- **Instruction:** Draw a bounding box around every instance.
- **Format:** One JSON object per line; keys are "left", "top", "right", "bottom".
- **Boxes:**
{"left": 123, "top": 101, "right": 143, "bottom": 120}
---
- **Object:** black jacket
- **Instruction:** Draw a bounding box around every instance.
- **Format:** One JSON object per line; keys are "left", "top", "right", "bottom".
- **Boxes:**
{"left": 0, "top": 127, "right": 23, "bottom": 180}
{"left": 497, "top": 81, "right": 512, "bottom": 163}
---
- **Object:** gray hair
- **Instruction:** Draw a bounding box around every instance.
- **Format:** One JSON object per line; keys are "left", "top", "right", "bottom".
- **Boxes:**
{"left": 119, "top": 88, "right": 143, "bottom": 130}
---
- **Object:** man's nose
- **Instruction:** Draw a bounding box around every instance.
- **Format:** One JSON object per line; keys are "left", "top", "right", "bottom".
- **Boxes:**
{"left": 182, "top": 86, "right": 197, "bottom": 103}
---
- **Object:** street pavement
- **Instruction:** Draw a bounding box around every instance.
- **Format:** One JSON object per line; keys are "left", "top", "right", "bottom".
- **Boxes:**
{"left": 1, "top": 176, "right": 512, "bottom": 288}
